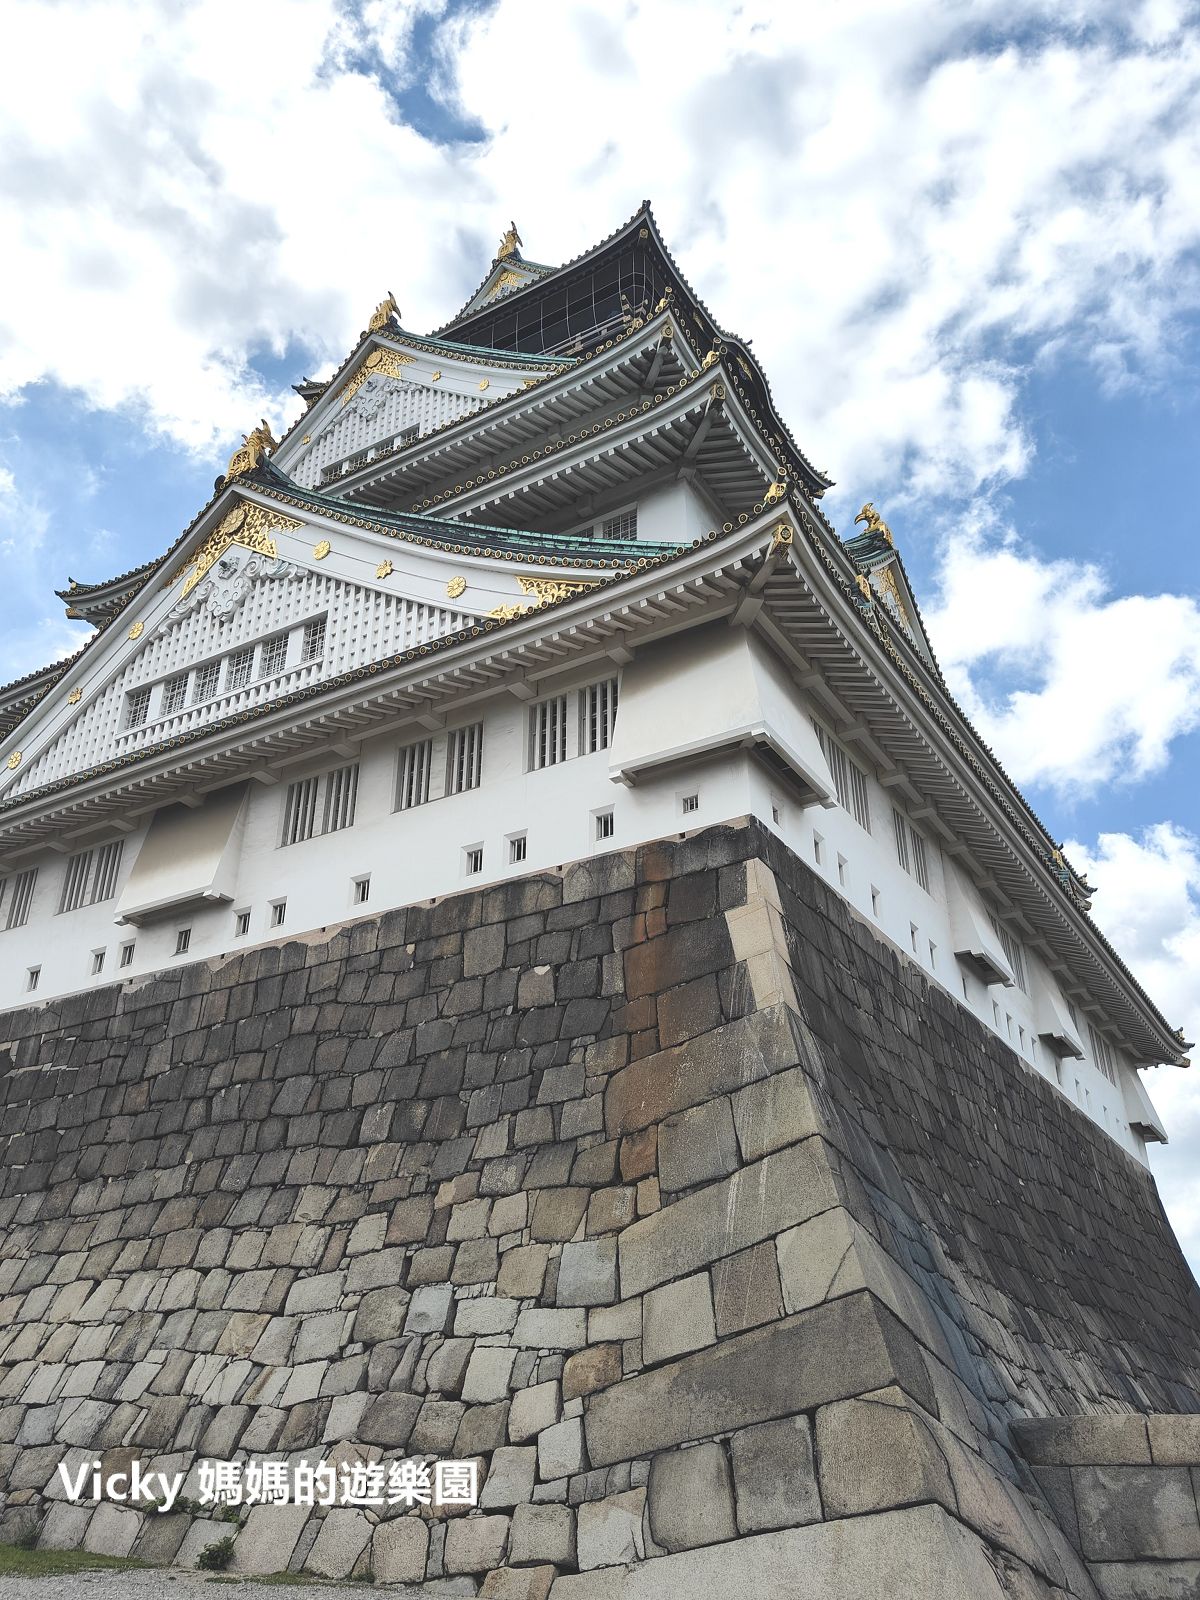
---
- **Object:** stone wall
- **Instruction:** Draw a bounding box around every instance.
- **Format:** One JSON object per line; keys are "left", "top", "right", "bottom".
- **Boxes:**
{"left": 1, "top": 819, "right": 1199, "bottom": 1596}
{"left": 1016, "top": 1416, "right": 1200, "bottom": 1597}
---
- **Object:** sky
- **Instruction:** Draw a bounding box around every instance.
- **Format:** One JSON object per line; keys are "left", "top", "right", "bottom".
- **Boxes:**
{"left": 1, "top": 0, "right": 1199, "bottom": 1266}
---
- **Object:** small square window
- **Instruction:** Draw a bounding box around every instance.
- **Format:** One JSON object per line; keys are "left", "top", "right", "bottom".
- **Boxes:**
{"left": 26, "top": 966, "right": 40, "bottom": 992}
{"left": 464, "top": 846, "right": 483, "bottom": 876}
{"left": 771, "top": 800, "right": 782, "bottom": 825}
{"left": 813, "top": 833, "right": 824, "bottom": 866}
{"left": 909, "top": 922, "right": 919, "bottom": 953}
{"left": 235, "top": 909, "right": 251, "bottom": 937}
{"left": 119, "top": 942, "right": 135, "bottom": 969}
{"left": 175, "top": 928, "right": 191, "bottom": 955}
{"left": 270, "top": 900, "right": 286, "bottom": 928}
{"left": 870, "top": 886, "right": 880, "bottom": 917}
{"left": 90, "top": 950, "right": 105, "bottom": 976}
{"left": 836, "top": 854, "right": 847, "bottom": 887}
{"left": 509, "top": 834, "right": 527, "bottom": 864}
{"left": 928, "top": 940, "right": 937, "bottom": 969}
{"left": 595, "top": 810, "right": 614, "bottom": 842}
{"left": 353, "top": 876, "right": 370, "bottom": 906}
{"left": 681, "top": 793, "right": 699, "bottom": 815}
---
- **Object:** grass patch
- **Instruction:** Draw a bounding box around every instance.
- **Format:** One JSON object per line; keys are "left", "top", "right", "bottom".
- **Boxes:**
{"left": 0, "top": 1542, "right": 147, "bottom": 1577}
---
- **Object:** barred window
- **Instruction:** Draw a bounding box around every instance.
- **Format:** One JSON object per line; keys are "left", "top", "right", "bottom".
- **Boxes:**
{"left": 815, "top": 724, "right": 871, "bottom": 832}
{"left": 59, "top": 850, "right": 94, "bottom": 914}
{"left": 301, "top": 616, "right": 327, "bottom": 662}
{"left": 989, "top": 915, "right": 1028, "bottom": 993}
{"left": 6, "top": 868, "right": 38, "bottom": 930}
{"left": 1089, "top": 1023, "right": 1118, "bottom": 1085}
{"left": 193, "top": 660, "right": 220, "bottom": 702}
{"left": 260, "top": 632, "right": 289, "bottom": 678}
{"left": 320, "top": 463, "right": 340, "bottom": 485}
{"left": 125, "top": 687, "right": 151, "bottom": 729}
{"left": 91, "top": 841, "right": 123, "bottom": 904}
{"left": 582, "top": 678, "right": 618, "bottom": 754}
{"left": 892, "top": 807, "right": 930, "bottom": 893}
{"left": 446, "top": 723, "right": 483, "bottom": 795}
{"left": 161, "top": 674, "right": 188, "bottom": 716}
{"left": 119, "top": 942, "right": 135, "bottom": 968}
{"left": 322, "top": 763, "right": 359, "bottom": 835}
{"left": 281, "top": 775, "right": 320, "bottom": 846}
{"left": 396, "top": 739, "right": 433, "bottom": 810}
{"left": 530, "top": 695, "right": 568, "bottom": 770}
{"left": 226, "top": 646, "right": 255, "bottom": 691}
{"left": 602, "top": 508, "right": 638, "bottom": 541}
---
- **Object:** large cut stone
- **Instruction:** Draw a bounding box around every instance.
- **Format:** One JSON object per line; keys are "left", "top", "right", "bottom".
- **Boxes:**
{"left": 308, "top": 1508, "right": 373, "bottom": 1578}
{"left": 647, "top": 1443, "right": 737, "bottom": 1551}
{"left": 815, "top": 1392, "right": 955, "bottom": 1520}
{"left": 230, "top": 1504, "right": 311, "bottom": 1574}
{"left": 642, "top": 1272, "right": 716, "bottom": 1365}
{"left": 444, "top": 1513, "right": 511, "bottom": 1573}
{"left": 619, "top": 1138, "right": 841, "bottom": 1297}
{"left": 557, "top": 1239, "right": 618, "bottom": 1307}
{"left": 511, "top": 1501, "right": 577, "bottom": 1567}
{"left": 371, "top": 1516, "right": 429, "bottom": 1583}
{"left": 730, "top": 1415, "right": 821, "bottom": 1533}
{"left": 480, "top": 1445, "right": 537, "bottom": 1509}
{"left": 1073, "top": 1464, "right": 1200, "bottom": 1560}
{"left": 712, "top": 1242, "right": 783, "bottom": 1336}
{"left": 585, "top": 1292, "right": 927, "bottom": 1467}
{"left": 81, "top": 1502, "right": 141, "bottom": 1557}
{"left": 548, "top": 1503, "right": 1009, "bottom": 1599}
{"left": 658, "top": 1098, "right": 740, "bottom": 1194}
{"left": 575, "top": 1488, "right": 647, "bottom": 1570}
{"left": 605, "top": 1007, "right": 805, "bottom": 1137}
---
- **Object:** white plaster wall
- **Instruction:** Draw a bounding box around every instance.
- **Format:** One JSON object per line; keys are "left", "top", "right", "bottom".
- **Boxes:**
{"left": 0, "top": 670, "right": 1148, "bottom": 1164}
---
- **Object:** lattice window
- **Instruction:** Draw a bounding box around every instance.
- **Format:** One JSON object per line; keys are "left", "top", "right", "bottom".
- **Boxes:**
{"left": 226, "top": 646, "right": 255, "bottom": 691}
{"left": 892, "top": 807, "right": 930, "bottom": 892}
{"left": 161, "top": 674, "right": 189, "bottom": 716}
{"left": 260, "top": 632, "right": 289, "bottom": 678}
{"left": 301, "top": 616, "right": 327, "bottom": 663}
{"left": 447, "top": 723, "right": 483, "bottom": 795}
{"left": 281, "top": 775, "right": 320, "bottom": 846}
{"left": 602, "top": 508, "right": 638, "bottom": 541}
{"left": 1089, "top": 1023, "right": 1119, "bottom": 1085}
{"left": 59, "top": 851, "right": 93, "bottom": 915}
{"left": 989, "top": 915, "right": 1028, "bottom": 993}
{"left": 193, "top": 660, "right": 220, "bottom": 703}
{"left": 582, "top": 678, "right": 618, "bottom": 754}
{"left": 91, "top": 841, "right": 124, "bottom": 904}
{"left": 6, "top": 868, "right": 38, "bottom": 930}
{"left": 322, "top": 763, "right": 359, "bottom": 835}
{"left": 530, "top": 696, "right": 568, "bottom": 770}
{"left": 815, "top": 724, "right": 871, "bottom": 832}
{"left": 396, "top": 739, "right": 433, "bottom": 810}
{"left": 125, "top": 687, "right": 151, "bottom": 729}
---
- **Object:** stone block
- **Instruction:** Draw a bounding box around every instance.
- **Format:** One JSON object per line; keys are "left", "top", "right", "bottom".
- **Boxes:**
{"left": 1074, "top": 1464, "right": 1200, "bottom": 1560}
{"left": 444, "top": 1512, "right": 511, "bottom": 1573}
{"left": 576, "top": 1487, "right": 647, "bottom": 1570}
{"left": 1148, "top": 1414, "right": 1200, "bottom": 1465}
{"left": 500, "top": 1245, "right": 552, "bottom": 1299}
{"left": 539, "top": 1416, "right": 587, "bottom": 1479}
{"left": 406, "top": 1284, "right": 454, "bottom": 1335}
{"left": 816, "top": 1390, "right": 954, "bottom": 1519}
{"left": 175, "top": 1518, "right": 227, "bottom": 1570}
{"left": 463, "top": 1346, "right": 519, "bottom": 1404}
{"left": 457, "top": 1401, "right": 512, "bottom": 1456}
{"left": 530, "top": 1188, "right": 590, "bottom": 1243}
{"left": 412, "top": 1398, "right": 466, "bottom": 1453}
{"left": 38, "top": 1501, "right": 94, "bottom": 1551}
{"left": 130, "top": 1511, "right": 190, "bottom": 1566}
{"left": 308, "top": 1507, "right": 373, "bottom": 1578}
{"left": 230, "top": 1503, "right": 312, "bottom": 1574}
{"left": 457, "top": 1297, "right": 520, "bottom": 1337}
{"left": 372, "top": 1515, "right": 429, "bottom": 1583}
{"left": 510, "top": 1500, "right": 577, "bottom": 1567}
{"left": 729, "top": 1414, "right": 821, "bottom": 1533}
{"left": 359, "top": 1391, "right": 422, "bottom": 1448}
{"left": 563, "top": 1343, "right": 622, "bottom": 1400}
{"left": 1012, "top": 1415, "right": 1152, "bottom": 1466}
{"left": 82, "top": 1502, "right": 141, "bottom": 1557}
{"left": 605, "top": 1006, "right": 803, "bottom": 1137}
{"left": 586, "top": 1291, "right": 925, "bottom": 1468}
{"left": 658, "top": 1097, "right": 740, "bottom": 1194}
{"left": 510, "top": 1380, "right": 561, "bottom": 1443}
{"left": 556, "top": 1239, "right": 618, "bottom": 1308}
{"left": 642, "top": 1271, "right": 716, "bottom": 1365}
{"left": 730, "top": 1066, "right": 821, "bottom": 1163}
{"left": 480, "top": 1445, "right": 538, "bottom": 1509}
{"left": 548, "top": 1502, "right": 1008, "bottom": 1599}
{"left": 648, "top": 1442, "right": 737, "bottom": 1551}
{"left": 712, "top": 1241, "right": 783, "bottom": 1336}
{"left": 619, "top": 1138, "right": 841, "bottom": 1297}
{"left": 479, "top": 1566, "right": 557, "bottom": 1600}
{"left": 1086, "top": 1560, "right": 1200, "bottom": 1598}
{"left": 514, "top": 1308, "right": 588, "bottom": 1349}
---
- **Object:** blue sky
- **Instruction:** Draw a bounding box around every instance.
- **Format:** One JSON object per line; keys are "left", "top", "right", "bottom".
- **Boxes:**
{"left": 2, "top": 0, "right": 1199, "bottom": 1265}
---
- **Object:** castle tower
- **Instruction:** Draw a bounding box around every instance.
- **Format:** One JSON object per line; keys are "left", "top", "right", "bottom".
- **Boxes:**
{"left": 1, "top": 207, "right": 1197, "bottom": 1595}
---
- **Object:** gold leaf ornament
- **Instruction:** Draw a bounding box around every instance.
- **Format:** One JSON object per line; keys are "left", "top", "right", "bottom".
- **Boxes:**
{"left": 447, "top": 576, "right": 467, "bottom": 599}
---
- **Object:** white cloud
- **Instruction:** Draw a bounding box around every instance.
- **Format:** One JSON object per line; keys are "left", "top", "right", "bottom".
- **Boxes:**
{"left": 0, "top": 0, "right": 1197, "bottom": 494}
{"left": 1066, "top": 825, "right": 1200, "bottom": 1270}
{"left": 922, "top": 510, "right": 1200, "bottom": 796}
